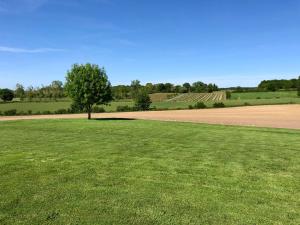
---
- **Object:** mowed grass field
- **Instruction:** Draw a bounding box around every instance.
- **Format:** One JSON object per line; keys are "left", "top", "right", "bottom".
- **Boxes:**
{"left": 0, "top": 119, "right": 299, "bottom": 224}
{"left": 231, "top": 90, "right": 298, "bottom": 100}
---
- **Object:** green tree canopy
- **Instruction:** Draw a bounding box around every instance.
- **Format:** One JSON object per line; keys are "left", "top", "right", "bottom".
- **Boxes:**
{"left": 50, "top": 80, "right": 64, "bottom": 100}
{"left": 130, "top": 80, "right": 141, "bottom": 99}
{"left": 134, "top": 91, "right": 152, "bottom": 111}
{"left": 207, "top": 83, "right": 219, "bottom": 93}
{"left": 182, "top": 82, "right": 191, "bottom": 93}
{"left": 15, "top": 83, "right": 25, "bottom": 100}
{"left": 0, "top": 88, "right": 14, "bottom": 102}
{"left": 258, "top": 79, "right": 298, "bottom": 91}
{"left": 192, "top": 81, "right": 207, "bottom": 93}
{"left": 65, "top": 63, "right": 112, "bottom": 119}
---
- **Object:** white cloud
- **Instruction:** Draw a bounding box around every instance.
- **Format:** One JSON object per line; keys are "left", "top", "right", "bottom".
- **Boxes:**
{"left": 0, "top": 0, "right": 49, "bottom": 13}
{"left": 0, "top": 46, "right": 65, "bottom": 53}
{"left": 0, "top": 0, "right": 113, "bottom": 13}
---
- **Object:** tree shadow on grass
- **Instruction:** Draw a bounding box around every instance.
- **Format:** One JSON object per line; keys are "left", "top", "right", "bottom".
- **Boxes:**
{"left": 92, "top": 118, "right": 136, "bottom": 121}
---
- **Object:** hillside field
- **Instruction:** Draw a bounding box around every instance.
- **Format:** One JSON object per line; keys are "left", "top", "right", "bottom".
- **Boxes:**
{"left": 167, "top": 92, "right": 226, "bottom": 102}
{"left": 149, "top": 93, "right": 178, "bottom": 102}
{"left": 0, "top": 119, "right": 299, "bottom": 224}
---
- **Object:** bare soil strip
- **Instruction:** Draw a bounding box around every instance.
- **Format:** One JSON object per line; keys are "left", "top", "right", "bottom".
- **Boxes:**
{"left": 1, "top": 104, "right": 300, "bottom": 130}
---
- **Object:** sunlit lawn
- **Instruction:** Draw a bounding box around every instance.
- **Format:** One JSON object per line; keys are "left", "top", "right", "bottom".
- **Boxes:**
{"left": 0, "top": 119, "right": 299, "bottom": 224}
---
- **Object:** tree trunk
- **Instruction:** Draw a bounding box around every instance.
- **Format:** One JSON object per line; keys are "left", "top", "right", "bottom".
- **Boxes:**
{"left": 88, "top": 111, "right": 91, "bottom": 120}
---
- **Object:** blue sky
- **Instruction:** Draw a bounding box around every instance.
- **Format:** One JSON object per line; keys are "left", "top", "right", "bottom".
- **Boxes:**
{"left": 0, "top": 0, "right": 300, "bottom": 88}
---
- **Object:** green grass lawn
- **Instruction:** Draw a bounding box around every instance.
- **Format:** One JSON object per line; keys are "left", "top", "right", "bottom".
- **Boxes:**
{"left": 0, "top": 119, "right": 299, "bottom": 224}
{"left": 231, "top": 90, "right": 298, "bottom": 100}
{"left": 0, "top": 101, "right": 72, "bottom": 113}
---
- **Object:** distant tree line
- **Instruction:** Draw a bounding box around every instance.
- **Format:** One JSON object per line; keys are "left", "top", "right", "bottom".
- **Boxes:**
{"left": 112, "top": 81, "right": 219, "bottom": 100}
{"left": 2, "top": 76, "right": 300, "bottom": 103}
{"left": 1, "top": 80, "right": 219, "bottom": 102}
{"left": 7, "top": 80, "right": 65, "bottom": 101}
{"left": 258, "top": 79, "right": 298, "bottom": 92}
{"left": 223, "top": 86, "right": 257, "bottom": 93}
{"left": 224, "top": 78, "right": 300, "bottom": 93}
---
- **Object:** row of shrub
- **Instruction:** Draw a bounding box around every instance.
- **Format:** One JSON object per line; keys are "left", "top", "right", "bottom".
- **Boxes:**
{"left": 189, "top": 102, "right": 207, "bottom": 109}
{"left": 116, "top": 105, "right": 158, "bottom": 112}
{"left": 188, "top": 102, "right": 226, "bottom": 109}
{"left": 0, "top": 102, "right": 262, "bottom": 116}
{"left": 256, "top": 96, "right": 282, "bottom": 99}
{"left": 115, "top": 102, "right": 227, "bottom": 112}
{"left": 116, "top": 105, "right": 137, "bottom": 112}
{"left": 1, "top": 104, "right": 160, "bottom": 116}
{"left": 0, "top": 106, "right": 106, "bottom": 116}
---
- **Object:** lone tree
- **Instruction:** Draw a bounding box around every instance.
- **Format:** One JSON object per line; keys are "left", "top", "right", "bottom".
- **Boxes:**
{"left": 65, "top": 63, "right": 112, "bottom": 119}
{"left": 0, "top": 89, "right": 14, "bottom": 102}
{"left": 134, "top": 90, "right": 152, "bottom": 111}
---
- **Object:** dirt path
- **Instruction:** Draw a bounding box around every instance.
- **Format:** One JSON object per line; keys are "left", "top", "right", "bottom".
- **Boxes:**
{"left": 1, "top": 104, "right": 300, "bottom": 130}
